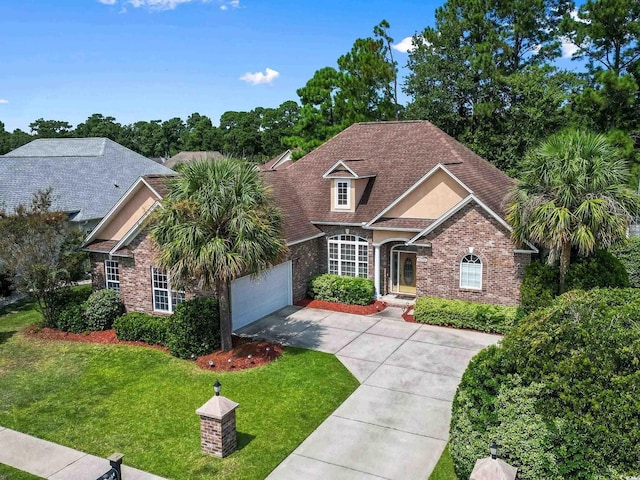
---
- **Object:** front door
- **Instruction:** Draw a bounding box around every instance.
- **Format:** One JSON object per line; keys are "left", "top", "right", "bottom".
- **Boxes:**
{"left": 390, "top": 246, "right": 417, "bottom": 295}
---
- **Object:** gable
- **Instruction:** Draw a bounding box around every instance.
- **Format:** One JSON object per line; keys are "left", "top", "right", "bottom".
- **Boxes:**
{"left": 98, "top": 185, "right": 159, "bottom": 241}
{"left": 386, "top": 168, "right": 469, "bottom": 219}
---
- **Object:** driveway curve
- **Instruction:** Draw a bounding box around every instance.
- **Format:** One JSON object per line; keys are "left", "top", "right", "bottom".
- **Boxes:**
{"left": 237, "top": 306, "right": 500, "bottom": 480}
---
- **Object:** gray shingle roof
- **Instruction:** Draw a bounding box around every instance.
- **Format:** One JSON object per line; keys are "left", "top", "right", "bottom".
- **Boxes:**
{"left": 0, "top": 138, "right": 174, "bottom": 222}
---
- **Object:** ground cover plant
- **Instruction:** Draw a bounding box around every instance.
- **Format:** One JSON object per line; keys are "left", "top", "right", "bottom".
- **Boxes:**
{"left": 0, "top": 299, "right": 359, "bottom": 480}
{"left": 413, "top": 297, "right": 517, "bottom": 334}
{"left": 449, "top": 289, "right": 640, "bottom": 480}
{"left": 428, "top": 444, "right": 457, "bottom": 480}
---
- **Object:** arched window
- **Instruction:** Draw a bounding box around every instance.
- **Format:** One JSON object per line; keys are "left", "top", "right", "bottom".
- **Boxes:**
{"left": 328, "top": 234, "right": 368, "bottom": 278}
{"left": 460, "top": 254, "right": 482, "bottom": 289}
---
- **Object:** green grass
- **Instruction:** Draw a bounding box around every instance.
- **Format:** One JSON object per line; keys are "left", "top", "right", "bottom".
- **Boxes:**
{"left": 429, "top": 444, "right": 457, "bottom": 480}
{"left": 0, "top": 463, "right": 41, "bottom": 480}
{"left": 0, "top": 299, "right": 359, "bottom": 479}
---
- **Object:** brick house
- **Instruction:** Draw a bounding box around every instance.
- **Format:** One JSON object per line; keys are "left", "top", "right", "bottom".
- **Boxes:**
{"left": 84, "top": 121, "right": 536, "bottom": 331}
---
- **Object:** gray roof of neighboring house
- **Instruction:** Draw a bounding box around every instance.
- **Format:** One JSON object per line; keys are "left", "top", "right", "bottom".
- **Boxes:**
{"left": 0, "top": 138, "right": 174, "bottom": 223}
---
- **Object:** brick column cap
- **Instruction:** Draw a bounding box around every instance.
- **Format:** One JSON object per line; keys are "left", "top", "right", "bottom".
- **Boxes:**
{"left": 470, "top": 457, "right": 518, "bottom": 480}
{"left": 196, "top": 395, "right": 239, "bottom": 420}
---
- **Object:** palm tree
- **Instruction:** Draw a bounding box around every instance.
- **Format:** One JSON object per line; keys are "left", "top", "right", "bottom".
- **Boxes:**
{"left": 507, "top": 129, "right": 639, "bottom": 293}
{"left": 150, "top": 158, "right": 286, "bottom": 351}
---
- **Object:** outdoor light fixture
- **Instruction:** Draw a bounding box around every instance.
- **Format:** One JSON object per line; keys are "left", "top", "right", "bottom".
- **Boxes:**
{"left": 214, "top": 380, "right": 221, "bottom": 396}
{"left": 468, "top": 246, "right": 474, "bottom": 254}
{"left": 490, "top": 440, "right": 500, "bottom": 460}
{"left": 247, "top": 354, "right": 252, "bottom": 359}
{"left": 208, "top": 360, "right": 214, "bottom": 368}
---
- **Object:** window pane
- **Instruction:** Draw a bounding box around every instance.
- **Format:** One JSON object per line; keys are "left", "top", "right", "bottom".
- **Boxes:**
{"left": 342, "top": 243, "right": 355, "bottom": 261}
{"left": 171, "top": 291, "right": 186, "bottom": 309}
{"left": 154, "top": 290, "right": 169, "bottom": 311}
{"left": 460, "top": 255, "right": 482, "bottom": 289}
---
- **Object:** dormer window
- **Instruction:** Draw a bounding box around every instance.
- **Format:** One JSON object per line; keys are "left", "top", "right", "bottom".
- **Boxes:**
{"left": 335, "top": 179, "right": 351, "bottom": 209}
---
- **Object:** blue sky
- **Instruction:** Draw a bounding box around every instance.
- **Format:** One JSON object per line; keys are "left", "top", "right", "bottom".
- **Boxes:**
{"left": 0, "top": 0, "right": 581, "bottom": 132}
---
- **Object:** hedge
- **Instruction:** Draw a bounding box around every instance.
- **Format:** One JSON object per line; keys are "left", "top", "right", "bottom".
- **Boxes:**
{"left": 114, "top": 312, "right": 169, "bottom": 345}
{"left": 611, "top": 237, "right": 640, "bottom": 288}
{"left": 450, "top": 289, "right": 640, "bottom": 479}
{"left": 166, "top": 297, "right": 221, "bottom": 359}
{"left": 308, "top": 274, "right": 375, "bottom": 306}
{"left": 83, "top": 288, "right": 123, "bottom": 331}
{"left": 49, "top": 285, "right": 93, "bottom": 331}
{"left": 413, "top": 297, "right": 518, "bottom": 334}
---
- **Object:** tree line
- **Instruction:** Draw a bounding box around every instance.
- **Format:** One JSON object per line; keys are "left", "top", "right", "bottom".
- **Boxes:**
{"left": 0, "top": 0, "right": 638, "bottom": 180}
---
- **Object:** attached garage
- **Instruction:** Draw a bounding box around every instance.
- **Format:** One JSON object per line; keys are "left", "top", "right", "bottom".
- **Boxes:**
{"left": 230, "top": 261, "right": 293, "bottom": 331}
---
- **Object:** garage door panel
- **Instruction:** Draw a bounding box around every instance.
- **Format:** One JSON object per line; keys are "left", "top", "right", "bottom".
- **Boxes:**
{"left": 231, "top": 261, "right": 292, "bottom": 331}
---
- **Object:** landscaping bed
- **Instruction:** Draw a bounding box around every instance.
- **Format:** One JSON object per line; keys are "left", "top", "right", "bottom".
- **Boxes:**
{"left": 295, "top": 298, "right": 387, "bottom": 315}
{"left": 24, "top": 326, "right": 282, "bottom": 372}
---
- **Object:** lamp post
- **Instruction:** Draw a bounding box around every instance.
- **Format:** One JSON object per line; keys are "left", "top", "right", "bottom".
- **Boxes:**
{"left": 214, "top": 379, "right": 221, "bottom": 396}
{"left": 490, "top": 440, "right": 500, "bottom": 460}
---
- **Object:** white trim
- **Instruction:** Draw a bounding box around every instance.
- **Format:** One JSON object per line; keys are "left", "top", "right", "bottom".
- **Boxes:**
{"left": 286, "top": 232, "right": 326, "bottom": 247}
{"left": 270, "top": 150, "right": 292, "bottom": 170}
{"left": 460, "top": 254, "right": 483, "bottom": 290}
{"left": 104, "top": 259, "right": 120, "bottom": 291}
{"left": 311, "top": 221, "right": 365, "bottom": 226}
{"left": 366, "top": 164, "right": 473, "bottom": 227}
{"left": 372, "top": 237, "right": 415, "bottom": 247}
{"left": 109, "top": 202, "right": 161, "bottom": 255}
{"left": 323, "top": 160, "right": 358, "bottom": 179}
{"left": 327, "top": 234, "right": 368, "bottom": 278}
{"left": 334, "top": 178, "right": 351, "bottom": 209}
{"left": 364, "top": 225, "right": 425, "bottom": 232}
{"left": 374, "top": 245, "right": 381, "bottom": 298}
{"left": 514, "top": 249, "right": 537, "bottom": 254}
{"left": 389, "top": 244, "right": 418, "bottom": 294}
{"left": 151, "top": 267, "right": 185, "bottom": 313}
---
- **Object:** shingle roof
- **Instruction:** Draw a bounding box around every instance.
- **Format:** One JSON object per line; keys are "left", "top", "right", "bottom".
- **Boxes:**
{"left": 269, "top": 120, "right": 514, "bottom": 243}
{"left": 0, "top": 138, "right": 174, "bottom": 222}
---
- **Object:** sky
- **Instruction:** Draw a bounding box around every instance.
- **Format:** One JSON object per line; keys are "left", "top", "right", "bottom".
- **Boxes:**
{"left": 0, "top": 0, "right": 581, "bottom": 132}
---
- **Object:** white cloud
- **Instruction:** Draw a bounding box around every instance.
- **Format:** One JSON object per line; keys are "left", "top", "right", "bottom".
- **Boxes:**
{"left": 561, "top": 37, "right": 579, "bottom": 58}
{"left": 392, "top": 35, "right": 431, "bottom": 53}
{"left": 97, "top": 0, "right": 241, "bottom": 11}
{"left": 220, "top": 0, "right": 239, "bottom": 10}
{"left": 97, "top": 0, "right": 118, "bottom": 4}
{"left": 240, "top": 67, "right": 280, "bottom": 85}
{"left": 0, "top": 99, "right": 8, "bottom": 104}
{"left": 569, "top": 9, "right": 590, "bottom": 24}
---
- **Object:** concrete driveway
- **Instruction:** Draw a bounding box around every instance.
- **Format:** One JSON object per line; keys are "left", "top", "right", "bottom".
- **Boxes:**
{"left": 237, "top": 306, "right": 500, "bottom": 480}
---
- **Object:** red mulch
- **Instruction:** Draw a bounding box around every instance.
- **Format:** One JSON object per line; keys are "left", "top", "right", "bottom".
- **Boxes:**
{"left": 23, "top": 326, "right": 282, "bottom": 372}
{"left": 294, "top": 298, "right": 387, "bottom": 315}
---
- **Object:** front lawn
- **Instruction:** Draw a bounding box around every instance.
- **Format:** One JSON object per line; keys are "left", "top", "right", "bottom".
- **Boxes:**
{"left": 0, "top": 299, "right": 359, "bottom": 479}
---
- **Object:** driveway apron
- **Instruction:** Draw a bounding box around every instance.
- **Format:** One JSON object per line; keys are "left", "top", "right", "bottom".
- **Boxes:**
{"left": 237, "top": 307, "right": 500, "bottom": 480}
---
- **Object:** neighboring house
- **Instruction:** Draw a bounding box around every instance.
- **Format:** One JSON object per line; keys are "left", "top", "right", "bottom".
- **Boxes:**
{"left": 163, "top": 151, "right": 224, "bottom": 169}
{"left": 84, "top": 121, "right": 536, "bottom": 332}
{"left": 0, "top": 138, "right": 174, "bottom": 232}
{"left": 258, "top": 149, "right": 293, "bottom": 171}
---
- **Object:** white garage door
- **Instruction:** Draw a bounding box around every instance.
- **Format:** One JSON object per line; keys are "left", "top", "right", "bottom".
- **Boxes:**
{"left": 231, "top": 261, "right": 293, "bottom": 331}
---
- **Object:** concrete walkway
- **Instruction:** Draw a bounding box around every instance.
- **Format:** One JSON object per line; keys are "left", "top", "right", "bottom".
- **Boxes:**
{"left": 238, "top": 306, "right": 500, "bottom": 480}
{"left": 0, "top": 427, "right": 166, "bottom": 480}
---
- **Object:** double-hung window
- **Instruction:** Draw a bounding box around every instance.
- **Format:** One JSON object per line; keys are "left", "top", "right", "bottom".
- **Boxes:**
{"left": 460, "top": 254, "right": 482, "bottom": 290}
{"left": 328, "top": 235, "right": 368, "bottom": 278}
{"left": 151, "top": 267, "right": 186, "bottom": 313}
{"left": 105, "top": 260, "right": 120, "bottom": 292}
{"left": 335, "top": 179, "right": 351, "bottom": 209}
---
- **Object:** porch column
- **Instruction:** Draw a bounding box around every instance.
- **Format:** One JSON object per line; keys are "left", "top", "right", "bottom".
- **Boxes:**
{"left": 374, "top": 245, "right": 381, "bottom": 298}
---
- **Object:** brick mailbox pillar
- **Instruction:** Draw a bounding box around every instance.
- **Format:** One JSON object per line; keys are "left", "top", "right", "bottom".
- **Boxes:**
{"left": 470, "top": 457, "right": 518, "bottom": 480}
{"left": 196, "top": 382, "right": 239, "bottom": 458}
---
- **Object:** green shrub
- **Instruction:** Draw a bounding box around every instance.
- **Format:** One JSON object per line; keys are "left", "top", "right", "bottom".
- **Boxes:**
{"left": 566, "top": 249, "right": 629, "bottom": 291}
{"left": 611, "top": 237, "right": 640, "bottom": 287}
{"left": 308, "top": 274, "right": 375, "bottom": 306}
{"left": 450, "top": 289, "right": 640, "bottom": 479}
{"left": 114, "top": 312, "right": 169, "bottom": 345}
{"left": 413, "top": 297, "right": 517, "bottom": 334}
{"left": 83, "top": 288, "right": 123, "bottom": 331}
{"left": 166, "top": 297, "right": 220, "bottom": 359}
{"left": 0, "top": 271, "right": 14, "bottom": 297}
{"left": 47, "top": 285, "right": 93, "bottom": 328}
{"left": 520, "top": 261, "right": 558, "bottom": 314}
{"left": 55, "top": 304, "right": 88, "bottom": 333}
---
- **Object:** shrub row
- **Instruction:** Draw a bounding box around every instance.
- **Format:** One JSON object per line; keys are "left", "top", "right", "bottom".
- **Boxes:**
{"left": 50, "top": 286, "right": 122, "bottom": 333}
{"left": 113, "top": 297, "right": 221, "bottom": 359}
{"left": 413, "top": 297, "right": 518, "bottom": 334}
{"left": 450, "top": 289, "right": 640, "bottom": 479}
{"left": 308, "top": 274, "right": 375, "bottom": 306}
{"left": 611, "top": 237, "right": 640, "bottom": 288}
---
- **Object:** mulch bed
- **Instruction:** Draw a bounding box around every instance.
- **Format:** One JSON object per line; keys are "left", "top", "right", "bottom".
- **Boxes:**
{"left": 294, "top": 298, "right": 387, "bottom": 315}
{"left": 23, "top": 326, "right": 282, "bottom": 372}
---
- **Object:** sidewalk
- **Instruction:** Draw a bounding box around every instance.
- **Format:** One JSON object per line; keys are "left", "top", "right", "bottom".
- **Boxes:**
{"left": 0, "top": 427, "right": 166, "bottom": 480}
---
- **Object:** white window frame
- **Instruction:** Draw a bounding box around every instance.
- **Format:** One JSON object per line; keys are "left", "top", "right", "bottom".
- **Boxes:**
{"left": 105, "top": 260, "right": 120, "bottom": 292}
{"left": 460, "top": 254, "right": 482, "bottom": 290}
{"left": 151, "top": 267, "right": 186, "bottom": 313}
{"left": 334, "top": 179, "right": 351, "bottom": 209}
{"left": 328, "top": 234, "right": 368, "bottom": 278}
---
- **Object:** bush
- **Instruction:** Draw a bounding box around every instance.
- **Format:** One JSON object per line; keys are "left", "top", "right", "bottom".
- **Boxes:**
{"left": 166, "top": 297, "right": 220, "bottom": 359}
{"left": 565, "top": 249, "right": 629, "bottom": 291}
{"left": 308, "top": 274, "right": 375, "bottom": 306}
{"left": 114, "top": 312, "right": 169, "bottom": 345}
{"left": 83, "top": 288, "right": 123, "bottom": 331}
{"left": 450, "top": 289, "right": 640, "bottom": 479}
{"left": 47, "top": 285, "right": 93, "bottom": 329}
{"left": 55, "top": 304, "right": 88, "bottom": 333}
{"left": 611, "top": 237, "right": 640, "bottom": 287}
{"left": 413, "top": 297, "right": 517, "bottom": 334}
{"left": 0, "top": 271, "right": 14, "bottom": 297}
{"left": 519, "top": 261, "right": 558, "bottom": 314}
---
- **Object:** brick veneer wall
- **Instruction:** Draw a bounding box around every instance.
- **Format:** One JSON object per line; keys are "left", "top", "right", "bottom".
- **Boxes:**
{"left": 199, "top": 412, "right": 237, "bottom": 458}
{"left": 288, "top": 238, "right": 323, "bottom": 301}
{"left": 416, "top": 203, "right": 530, "bottom": 306}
